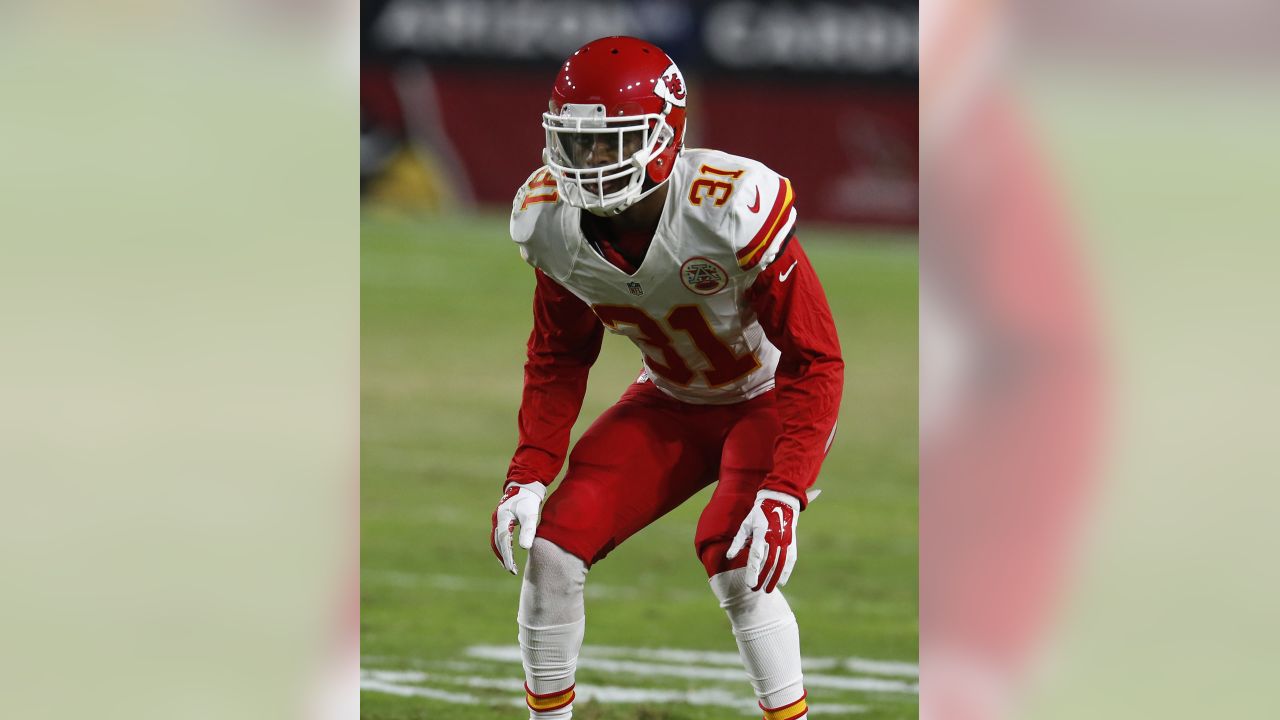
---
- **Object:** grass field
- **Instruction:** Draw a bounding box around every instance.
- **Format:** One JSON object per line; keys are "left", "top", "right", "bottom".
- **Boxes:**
{"left": 361, "top": 210, "right": 918, "bottom": 719}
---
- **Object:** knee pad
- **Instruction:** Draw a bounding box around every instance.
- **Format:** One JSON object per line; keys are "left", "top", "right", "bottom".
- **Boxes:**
{"left": 520, "top": 538, "right": 588, "bottom": 627}
{"left": 710, "top": 566, "right": 795, "bottom": 631}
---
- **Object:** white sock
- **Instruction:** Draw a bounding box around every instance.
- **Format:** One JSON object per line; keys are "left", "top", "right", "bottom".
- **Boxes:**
{"left": 518, "top": 539, "right": 588, "bottom": 719}
{"left": 710, "top": 568, "right": 808, "bottom": 718}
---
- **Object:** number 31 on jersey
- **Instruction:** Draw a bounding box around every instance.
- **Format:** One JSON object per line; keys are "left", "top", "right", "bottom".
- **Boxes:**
{"left": 593, "top": 303, "right": 760, "bottom": 387}
{"left": 688, "top": 164, "right": 744, "bottom": 207}
{"left": 520, "top": 170, "right": 559, "bottom": 210}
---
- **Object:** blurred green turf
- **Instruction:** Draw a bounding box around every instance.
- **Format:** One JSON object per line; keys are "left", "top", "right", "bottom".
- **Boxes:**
{"left": 361, "top": 209, "right": 918, "bottom": 719}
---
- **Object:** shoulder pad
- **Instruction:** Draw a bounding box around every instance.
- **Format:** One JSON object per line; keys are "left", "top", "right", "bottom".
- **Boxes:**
{"left": 676, "top": 150, "right": 797, "bottom": 273}
{"left": 509, "top": 167, "right": 578, "bottom": 280}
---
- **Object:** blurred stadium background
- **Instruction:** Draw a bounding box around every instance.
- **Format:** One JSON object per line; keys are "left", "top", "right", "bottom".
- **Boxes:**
{"left": 361, "top": 1, "right": 918, "bottom": 718}
{"left": 361, "top": 0, "right": 917, "bottom": 227}
{"left": 6, "top": 2, "right": 1280, "bottom": 720}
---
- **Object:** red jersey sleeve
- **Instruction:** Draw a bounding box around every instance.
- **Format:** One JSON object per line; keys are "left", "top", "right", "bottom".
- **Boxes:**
{"left": 506, "top": 269, "right": 604, "bottom": 488}
{"left": 746, "top": 238, "right": 845, "bottom": 509}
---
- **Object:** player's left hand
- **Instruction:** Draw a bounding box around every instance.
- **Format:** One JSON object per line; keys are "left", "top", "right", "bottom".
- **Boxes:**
{"left": 726, "top": 489, "right": 803, "bottom": 593}
{"left": 490, "top": 481, "right": 546, "bottom": 575}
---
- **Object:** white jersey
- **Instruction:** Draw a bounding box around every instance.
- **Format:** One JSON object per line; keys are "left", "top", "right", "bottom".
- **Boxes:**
{"left": 510, "top": 149, "right": 798, "bottom": 405}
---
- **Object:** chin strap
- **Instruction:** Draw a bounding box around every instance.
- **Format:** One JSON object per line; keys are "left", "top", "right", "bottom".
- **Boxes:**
{"left": 606, "top": 142, "right": 681, "bottom": 216}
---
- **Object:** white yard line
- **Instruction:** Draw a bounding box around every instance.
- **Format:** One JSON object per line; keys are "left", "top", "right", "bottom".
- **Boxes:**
{"left": 361, "top": 669, "right": 868, "bottom": 715}
{"left": 580, "top": 644, "right": 920, "bottom": 678}
{"left": 465, "top": 645, "right": 918, "bottom": 694}
{"left": 360, "top": 642, "right": 918, "bottom": 713}
{"left": 359, "top": 678, "right": 481, "bottom": 704}
{"left": 843, "top": 658, "right": 921, "bottom": 677}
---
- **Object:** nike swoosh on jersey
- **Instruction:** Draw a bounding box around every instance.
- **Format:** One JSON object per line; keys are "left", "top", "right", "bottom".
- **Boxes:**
{"left": 747, "top": 186, "right": 761, "bottom": 213}
{"left": 778, "top": 260, "right": 799, "bottom": 282}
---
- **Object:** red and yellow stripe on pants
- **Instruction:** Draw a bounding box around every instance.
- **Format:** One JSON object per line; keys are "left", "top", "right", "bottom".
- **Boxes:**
{"left": 761, "top": 691, "right": 808, "bottom": 720}
{"left": 525, "top": 683, "right": 575, "bottom": 714}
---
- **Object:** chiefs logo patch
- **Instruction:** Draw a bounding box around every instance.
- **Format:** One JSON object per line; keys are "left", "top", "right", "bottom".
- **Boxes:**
{"left": 680, "top": 257, "right": 728, "bottom": 295}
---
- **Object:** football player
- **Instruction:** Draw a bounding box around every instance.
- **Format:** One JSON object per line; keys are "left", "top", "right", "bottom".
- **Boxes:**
{"left": 490, "top": 36, "right": 843, "bottom": 720}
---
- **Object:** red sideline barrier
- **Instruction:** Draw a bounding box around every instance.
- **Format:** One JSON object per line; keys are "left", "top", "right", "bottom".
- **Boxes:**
{"left": 700, "top": 81, "right": 917, "bottom": 229}
{"left": 371, "top": 66, "right": 917, "bottom": 229}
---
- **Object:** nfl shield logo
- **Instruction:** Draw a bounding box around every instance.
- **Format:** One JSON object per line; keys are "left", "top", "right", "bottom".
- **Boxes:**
{"left": 627, "top": 282, "right": 644, "bottom": 296}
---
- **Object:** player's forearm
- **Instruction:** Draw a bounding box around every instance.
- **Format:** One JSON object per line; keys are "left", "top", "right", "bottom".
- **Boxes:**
{"left": 761, "top": 354, "right": 844, "bottom": 508}
{"left": 748, "top": 240, "right": 845, "bottom": 508}
{"left": 506, "top": 270, "right": 604, "bottom": 487}
{"left": 506, "top": 362, "right": 591, "bottom": 486}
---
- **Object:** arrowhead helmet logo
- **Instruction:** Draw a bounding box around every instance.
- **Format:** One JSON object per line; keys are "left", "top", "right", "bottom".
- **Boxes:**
{"left": 653, "top": 63, "right": 687, "bottom": 108}
{"left": 663, "top": 73, "right": 685, "bottom": 101}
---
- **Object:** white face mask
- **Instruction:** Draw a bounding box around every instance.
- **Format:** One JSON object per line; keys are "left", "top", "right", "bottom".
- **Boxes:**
{"left": 542, "top": 103, "right": 675, "bottom": 216}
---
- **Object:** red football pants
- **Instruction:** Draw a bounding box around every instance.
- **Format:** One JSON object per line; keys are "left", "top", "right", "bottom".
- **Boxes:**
{"left": 537, "top": 380, "right": 779, "bottom": 577}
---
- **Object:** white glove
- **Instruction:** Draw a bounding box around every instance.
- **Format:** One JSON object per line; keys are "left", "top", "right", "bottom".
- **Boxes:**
{"left": 726, "top": 489, "right": 804, "bottom": 593}
{"left": 490, "top": 481, "right": 546, "bottom": 575}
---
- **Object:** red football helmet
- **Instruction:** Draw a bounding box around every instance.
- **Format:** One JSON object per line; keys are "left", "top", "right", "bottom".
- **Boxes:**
{"left": 542, "top": 36, "right": 688, "bottom": 216}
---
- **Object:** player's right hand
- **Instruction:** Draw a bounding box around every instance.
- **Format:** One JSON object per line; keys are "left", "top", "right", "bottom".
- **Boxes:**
{"left": 490, "top": 481, "right": 546, "bottom": 575}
